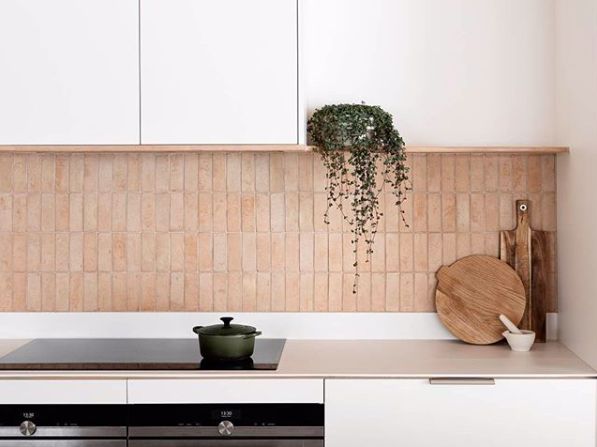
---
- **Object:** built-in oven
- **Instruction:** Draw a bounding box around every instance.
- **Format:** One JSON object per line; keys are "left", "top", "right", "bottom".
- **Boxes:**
{"left": 128, "top": 403, "right": 324, "bottom": 447}
{"left": 0, "top": 404, "right": 127, "bottom": 446}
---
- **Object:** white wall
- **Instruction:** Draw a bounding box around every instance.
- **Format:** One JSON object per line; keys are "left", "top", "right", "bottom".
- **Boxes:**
{"left": 303, "top": 0, "right": 556, "bottom": 146}
{"left": 555, "top": 0, "right": 597, "bottom": 370}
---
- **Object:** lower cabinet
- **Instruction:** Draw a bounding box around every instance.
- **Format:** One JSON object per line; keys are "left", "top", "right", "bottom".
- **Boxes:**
{"left": 325, "top": 378, "right": 596, "bottom": 447}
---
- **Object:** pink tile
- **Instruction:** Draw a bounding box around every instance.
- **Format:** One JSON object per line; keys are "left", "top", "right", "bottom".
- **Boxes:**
{"left": 198, "top": 192, "right": 214, "bottom": 232}
{"left": 241, "top": 153, "right": 255, "bottom": 192}
{"left": 169, "top": 155, "right": 185, "bottom": 192}
{"left": 256, "top": 272, "right": 271, "bottom": 311}
{"left": 285, "top": 272, "right": 300, "bottom": 311}
{"left": 242, "top": 273, "right": 257, "bottom": 311}
{"left": 199, "top": 273, "right": 214, "bottom": 311}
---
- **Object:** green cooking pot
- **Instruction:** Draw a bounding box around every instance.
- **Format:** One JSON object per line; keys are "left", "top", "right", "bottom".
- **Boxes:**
{"left": 192, "top": 317, "right": 262, "bottom": 361}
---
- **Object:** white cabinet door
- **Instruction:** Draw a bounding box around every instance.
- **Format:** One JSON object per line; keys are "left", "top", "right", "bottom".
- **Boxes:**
{"left": 141, "top": 0, "right": 298, "bottom": 144}
{"left": 128, "top": 378, "right": 323, "bottom": 404}
{"left": 0, "top": 0, "right": 139, "bottom": 144}
{"left": 0, "top": 380, "right": 127, "bottom": 404}
{"left": 325, "top": 379, "right": 596, "bottom": 447}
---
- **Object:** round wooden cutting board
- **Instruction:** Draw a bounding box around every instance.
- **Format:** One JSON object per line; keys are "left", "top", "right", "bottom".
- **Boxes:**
{"left": 435, "top": 255, "right": 526, "bottom": 345}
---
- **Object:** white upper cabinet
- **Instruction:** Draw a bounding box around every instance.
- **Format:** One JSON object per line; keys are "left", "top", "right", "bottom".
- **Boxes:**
{"left": 0, "top": 0, "right": 140, "bottom": 145}
{"left": 140, "top": 0, "right": 298, "bottom": 144}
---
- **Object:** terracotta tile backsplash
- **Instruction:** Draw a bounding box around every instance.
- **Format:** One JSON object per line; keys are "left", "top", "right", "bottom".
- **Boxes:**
{"left": 0, "top": 152, "right": 557, "bottom": 312}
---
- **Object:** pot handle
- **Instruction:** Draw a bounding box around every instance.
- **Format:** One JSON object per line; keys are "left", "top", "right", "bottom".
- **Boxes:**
{"left": 243, "top": 331, "right": 262, "bottom": 339}
{"left": 192, "top": 326, "right": 203, "bottom": 334}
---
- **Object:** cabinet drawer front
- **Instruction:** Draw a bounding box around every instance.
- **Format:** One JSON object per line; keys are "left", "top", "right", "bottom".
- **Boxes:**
{"left": 128, "top": 379, "right": 323, "bottom": 404}
{"left": 325, "top": 379, "right": 596, "bottom": 447}
{"left": 0, "top": 380, "right": 127, "bottom": 404}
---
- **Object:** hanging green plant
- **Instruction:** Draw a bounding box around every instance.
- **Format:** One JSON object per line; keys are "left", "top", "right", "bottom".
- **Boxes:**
{"left": 307, "top": 104, "right": 410, "bottom": 292}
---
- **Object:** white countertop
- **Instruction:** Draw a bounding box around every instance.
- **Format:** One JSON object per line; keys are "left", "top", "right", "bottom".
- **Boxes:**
{"left": 0, "top": 339, "right": 594, "bottom": 379}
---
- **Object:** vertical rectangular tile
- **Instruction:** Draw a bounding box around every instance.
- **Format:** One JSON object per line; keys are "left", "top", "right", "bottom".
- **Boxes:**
{"left": 170, "top": 192, "right": 184, "bottom": 231}
{"left": 199, "top": 272, "right": 214, "bottom": 311}
{"left": 285, "top": 272, "right": 300, "bottom": 311}
{"left": 198, "top": 233, "right": 213, "bottom": 272}
{"left": 241, "top": 194, "right": 256, "bottom": 232}
{"left": 69, "top": 272, "right": 83, "bottom": 311}
{"left": 427, "top": 154, "right": 441, "bottom": 192}
{"left": 83, "top": 233, "right": 97, "bottom": 272}
{"left": 414, "top": 273, "right": 432, "bottom": 311}
{"left": 98, "top": 272, "right": 112, "bottom": 311}
{"left": 255, "top": 193, "right": 270, "bottom": 231}
{"left": 399, "top": 233, "right": 414, "bottom": 271}
{"left": 41, "top": 154, "right": 55, "bottom": 192}
{"left": 441, "top": 193, "right": 456, "bottom": 232}
{"left": 98, "top": 233, "right": 113, "bottom": 272}
{"left": 314, "top": 272, "right": 328, "bottom": 311}
{"left": 198, "top": 192, "right": 213, "bottom": 232}
{"left": 255, "top": 154, "right": 270, "bottom": 193}
{"left": 27, "top": 272, "right": 42, "bottom": 311}
{"left": 454, "top": 155, "right": 470, "bottom": 192}
{"left": 242, "top": 273, "right": 257, "bottom": 311}
{"left": 55, "top": 233, "right": 69, "bottom": 272}
{"left": 456, "top": 193, "right": 470, "bottom": 232}
{"left": 27, "top": 154, "right": 42, "bottom": 192}
{"left": 13, "top": 234, "right": 27, "bottom": 272}
{"left": 198, "top": 153, "right": 213, "bottom": 192}
{"left": 83, "top": 154, "right": 98, "bottom": 192}
{"left": 342, "top": 273, "right": 357, "bottom": 311}
{"left": 242, "top": 232, "right": 257, "bottom": 271}
{"left": 184, "top": 192, "right": 198, "bottom": 231}
{"left": 212, "top": 154, "right": 227, "bottom": 192}
{"left": 256, "top": 272, "right": 271, "bottom": 312}
{"left": 226, "top": 153, "right": 241, "bottom": 192}
{"left": 169, "top": 154, "right": 184, "bottom": 192}
{"left": 184, "top": 154, "right": 199, "bottom": 191}
{"left": 485, "top": 193, "right": 499, "bottom": 232}
{"left": 184, "top": 273, "right": 199, "bottom": 311}
{"left": 442, "top": 233, "right": 457, "bottom": 265}
{"left": 140, "top": 153, "right": 156, "bottom": 192}
{"left": 227, "top": 233, "right": 242, "bottom": 271}
{"left": 97, "top": 193, "right": 112, "bottom": 231}
{"left": 241, "top": 153, "right": 255, "bottom": 192}
{"left": 126, "top": 233, "right": 142, "bottom": 272}
{"left": 356, "top": 273, "right": 371, "bottom": 311}
{"left": 170, "top": 233, "right": 185, "bottom": 272}
{"left": 227, "top": 272, "right": 242, "bottom": 311}
{"left": 155, "top": 272, "right": 170, "bottom": 311}
{"left": 170, "top": 272, "right": 185, "bottom": 310}
{"left": 271, "top": 272, "right": 285, "bottom": 311}
{"left": 84, "top": 273, "right": 98, "bottom": 311}
{"left": 184, "top": 233, "right": 198, "bottom": 272}
{"left": 384, "top": 271, "right": 399, "bottom": 311}
{"left": 112, "top": 233, "right": 126, "bottom": 272}
{"left": 270, "top": 193, "right": 285, "bottom": 232}
{"left": 0, "top": 194, "right": 12, "bottom": 231}
{"left": 470, "top": 155, "right": 484, "bottom": 192}
{"left": 14, "top": 155, "right": 28, "bottom": 192}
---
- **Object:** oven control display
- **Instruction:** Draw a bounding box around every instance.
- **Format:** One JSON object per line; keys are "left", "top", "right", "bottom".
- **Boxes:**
{"left": 211, "top": 409, "right": 241, "bottom": 421}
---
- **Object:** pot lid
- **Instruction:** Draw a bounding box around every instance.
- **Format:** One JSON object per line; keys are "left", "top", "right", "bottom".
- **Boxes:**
{"left": 194, "top": 317, "right": 257, "bottom": 336}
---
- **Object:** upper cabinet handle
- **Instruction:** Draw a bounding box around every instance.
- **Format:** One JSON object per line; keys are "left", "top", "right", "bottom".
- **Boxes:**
{"left": 429, "top": 378, "right": 495, "bottom": 386}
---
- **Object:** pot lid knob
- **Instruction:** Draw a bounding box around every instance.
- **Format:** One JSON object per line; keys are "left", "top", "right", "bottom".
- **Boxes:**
{"left": 220, "top": 317, "right": 233, "bottom": 327}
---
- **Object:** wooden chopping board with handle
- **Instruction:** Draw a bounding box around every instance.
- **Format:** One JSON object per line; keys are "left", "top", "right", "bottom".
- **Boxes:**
{"left": 500, "top": 200, "right": 549, "bottom": 342}
{"left": 435, "top": 255, "right": 526, "bottom": 345}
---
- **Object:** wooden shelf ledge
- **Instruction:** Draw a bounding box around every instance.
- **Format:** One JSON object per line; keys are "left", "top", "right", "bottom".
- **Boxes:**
{"left": 0, "top": 144, "right": 569, "bottom": 154}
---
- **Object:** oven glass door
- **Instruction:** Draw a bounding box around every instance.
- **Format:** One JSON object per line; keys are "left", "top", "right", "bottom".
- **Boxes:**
{"left": 0, "top": 442, "right": 126, "bottom": 447}
{"left": 129, "top": 442, "right": 323, "bottom": 447}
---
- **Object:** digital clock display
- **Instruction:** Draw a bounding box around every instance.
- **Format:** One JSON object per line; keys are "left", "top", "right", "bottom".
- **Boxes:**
{"left": 211, "top": 409, "right": 241, "bottom": 421}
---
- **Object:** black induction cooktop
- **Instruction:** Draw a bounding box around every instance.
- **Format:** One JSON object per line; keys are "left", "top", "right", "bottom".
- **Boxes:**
{"left": 0, "top": 338, "right": 285, "bottom": 371}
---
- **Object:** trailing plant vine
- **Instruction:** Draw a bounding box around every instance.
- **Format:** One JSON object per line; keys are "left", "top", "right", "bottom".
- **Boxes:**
{"left": 307, "top": 104, "right": 410, "bottom": 292}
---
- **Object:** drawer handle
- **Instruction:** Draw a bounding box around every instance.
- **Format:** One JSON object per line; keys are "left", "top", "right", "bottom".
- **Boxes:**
{"left": 429, "top": 378, "right": 495, "bottom": 386}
